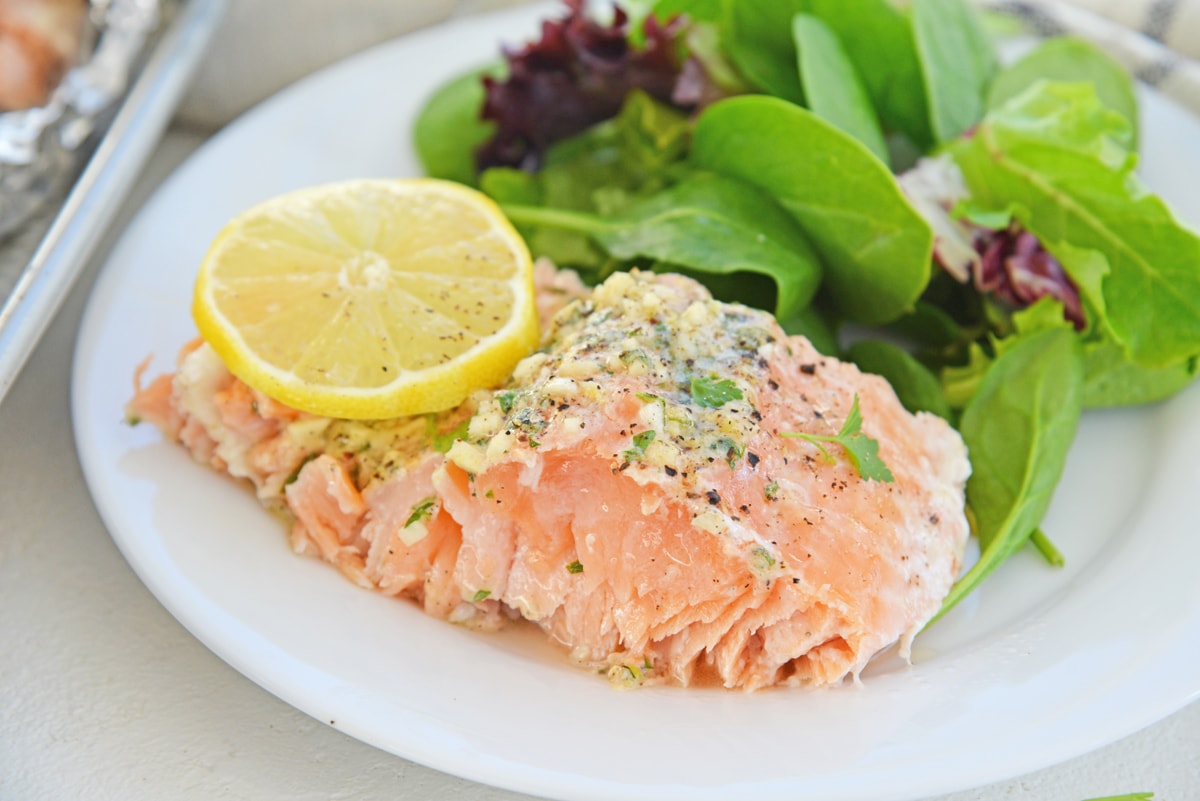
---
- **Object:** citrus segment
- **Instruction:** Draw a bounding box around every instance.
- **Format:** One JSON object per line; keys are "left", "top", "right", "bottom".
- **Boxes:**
{"left": 192, "top": 178, "right": 538, "bottom": 419}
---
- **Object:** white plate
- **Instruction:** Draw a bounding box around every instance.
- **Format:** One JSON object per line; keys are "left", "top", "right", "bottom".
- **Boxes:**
{"left": 72, "top": 6, "right": 1200, "bottom": 801}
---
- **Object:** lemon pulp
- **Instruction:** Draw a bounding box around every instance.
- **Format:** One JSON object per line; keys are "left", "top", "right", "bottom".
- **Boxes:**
{"left": 192, "top": 178, "right": 538, "bottom": 419}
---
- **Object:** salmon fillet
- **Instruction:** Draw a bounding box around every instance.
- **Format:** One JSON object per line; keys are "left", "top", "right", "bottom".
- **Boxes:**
{"left": 128, "top": 266, "right": 969, "bottom": 689}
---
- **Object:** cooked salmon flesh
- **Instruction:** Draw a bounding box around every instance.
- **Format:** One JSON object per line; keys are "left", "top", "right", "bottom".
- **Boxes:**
{"left": 128, "top": 266, "right": 969, "bottom": 690}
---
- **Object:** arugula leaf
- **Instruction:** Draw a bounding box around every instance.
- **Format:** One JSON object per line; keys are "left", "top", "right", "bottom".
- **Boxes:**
{"left": 692, "top": 95, "right": 933, "bottom": 325}
{"left": 782, "top": 393, "right": 895, "bottom": 482}
{"left": 933, "top": 327, "right": 1083, "bottom": 621}
{"left": 690, "top": 375, "right": 743, "bottom": 408}
{"left": 951, "top": 81, "right": 1200, "bottom": 368}
{"left": 793, "top": 14, "right": 889, "bottom": 163}
{"left": 987, "top": 36, "right": 1138, "bottom": 149}
{"left": 911, "top": 0, "right": 998, "bottom": 143}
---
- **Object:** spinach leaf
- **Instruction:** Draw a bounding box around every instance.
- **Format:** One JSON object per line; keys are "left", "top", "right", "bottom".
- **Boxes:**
{"left": 911, "top": 0, "right": 998, "bottom": 142}
{"left": 724, "top": 0, "right": 808, "bottom": 103}
{"left": 502, "top": 172, "right": 825, "bottom": 320}
{"left": 1083, "top": 342, "right": 1199, "bottom": 408}
{"left": 798, "top": 0, "right": 931, "bottom": 148}
{"left": 951, "top": 81, "right": 1200, "bottom": 368}
{"left": 933, "top": 327, "right": 1084, "bottom": 621}
{"left": 793, "top": 15, "right": 889, "bottom": 163}
{"left": 412, "top": 66, "right": 499, "bottom": 186}
{"left": 596, "top": 173, "right": 823, "bottom": 318}
{"left": 691, "top": 95, "right": 933, "bottom": 325}
{"left": 987, "top": 36, "right": 1139, "bottom": 148}
{"left": 781, "top": 304, "right": 840, "bottom": 355}
{"left": 846, "top": 340, "right": 952, "bottom": 420}
{"left": 723, "top": 0, "right": 930, "bottom": 147}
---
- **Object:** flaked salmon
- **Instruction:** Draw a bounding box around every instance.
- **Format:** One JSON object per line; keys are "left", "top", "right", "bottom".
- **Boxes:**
{"left": 128, "top": 266, "right": 969, "bottom": 689}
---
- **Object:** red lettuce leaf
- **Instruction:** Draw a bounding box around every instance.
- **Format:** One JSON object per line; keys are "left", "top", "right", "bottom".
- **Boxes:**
{"left": 476, "top": 0, "right": 688, "bottom": 171}
{"left": 975, "top": 226, "right": 1086, "bottom": 330}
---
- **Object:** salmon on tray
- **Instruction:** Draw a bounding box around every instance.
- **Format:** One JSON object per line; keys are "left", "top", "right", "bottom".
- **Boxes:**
{"left": 129, "top": 177, "right": 970, "bottom": 690}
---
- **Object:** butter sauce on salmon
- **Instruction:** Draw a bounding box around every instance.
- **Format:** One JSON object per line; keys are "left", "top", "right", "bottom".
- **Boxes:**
{"left": 129, "top": 266, "right": 969, "bottom": 690}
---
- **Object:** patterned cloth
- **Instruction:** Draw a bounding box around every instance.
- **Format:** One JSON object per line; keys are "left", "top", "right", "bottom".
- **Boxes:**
{"left": 984, "top": 0, "right": 1200, "bottom": 115}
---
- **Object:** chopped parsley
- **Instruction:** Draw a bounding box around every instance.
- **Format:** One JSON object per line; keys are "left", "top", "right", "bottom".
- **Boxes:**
{"left": 404, "top": 496, "right": 438, "bottom": 528}
{"left": 622, "top": 429, "right": 656, "bottom": 462}
{"left": 750, "top": 545, "right": 777, "bottom": 573}
{"left": 764, "top": 480, "right": 780, "bottom": 501}
{"left": 782, "top": 394, "right": 894, "bottom": 482}
{"left": 711, "top": 436, "right": 744, "bottom": 469}
{"left": 690, "top": 375, "right": 744, "bottom": 408}
{"left": 607, "top": 662, "right": 645, "bottom": 688}
{"left": 566, "top": 560, "right": 584, "bottom": 574}
{"left": 497, "top": 390, "right": 516, "bottom": 414}
{"left": 620, "top": 348, "right": 652, "bottom": 369}
{"left": 431, "top": 418, "right": 471, "bottom": 453}
{"left": 282, "top": 453, "right": 320, "bottom": 489}
{"left": 471, "top": 589, "right": 492, "bottom": 603}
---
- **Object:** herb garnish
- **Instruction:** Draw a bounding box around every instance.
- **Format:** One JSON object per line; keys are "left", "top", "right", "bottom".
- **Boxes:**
{"left": 282, "top": 453, "right": 320, "bottom": 489}
{"left": 472, "top": 589, "right": 492, "bottom": 602}
{"left": 690, "top": 375, "right": 743, "bottom": 408}
{"left": 750, "top": 546, "right": 777, "bottom": 573}
{"left": 622, "top": 429, "right": 656, "bottom": 462}
{"left": 782, "top": 394, "right": 894, "bottom": 482}
{"left": 712, "top": 436, "right": 744, "bottom": 469}
{"left": 566, "top": 560, "right": 584, "bottom": 574}
{"left": 430, "top": 418, "right": 471, "bottom": 453}
{"left": 405, "top": 497, "right": 438, "bottom": 528}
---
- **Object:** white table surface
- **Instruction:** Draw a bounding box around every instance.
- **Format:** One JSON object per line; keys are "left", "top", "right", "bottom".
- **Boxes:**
{"left": 2, "top": 124, "right": 1198, "bottom": 801}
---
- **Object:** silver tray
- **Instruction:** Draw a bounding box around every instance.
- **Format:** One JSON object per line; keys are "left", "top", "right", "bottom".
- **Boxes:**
{"left": 0, "top": 0, "right": 225, "bottom": 404}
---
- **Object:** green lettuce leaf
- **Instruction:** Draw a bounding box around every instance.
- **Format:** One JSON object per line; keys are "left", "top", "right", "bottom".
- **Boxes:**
{"left": 950, "top": 81, "right": 1200, "bottom": 368}
{"left": 692, "top": 95, "right": 933, "bottom": 325}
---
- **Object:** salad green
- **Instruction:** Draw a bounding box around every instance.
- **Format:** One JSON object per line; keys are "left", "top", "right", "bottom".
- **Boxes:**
{"left": 411, "top": 0, "right": 1200, "bottom": 618}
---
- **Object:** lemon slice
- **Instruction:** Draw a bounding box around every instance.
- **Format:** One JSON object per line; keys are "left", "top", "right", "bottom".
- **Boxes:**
{"left": 192, "top": 178, "right": 538, "bottom": 419}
